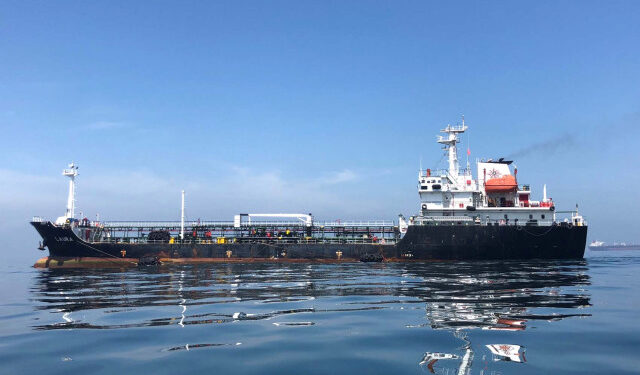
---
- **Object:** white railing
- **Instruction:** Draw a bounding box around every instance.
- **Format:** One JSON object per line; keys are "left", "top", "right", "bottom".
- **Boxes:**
{"left": 319, "top": 220, "right": 395, "bottom": 227}
{"left": 420, "top": 216, "right": 474, "bottom": 222}
{"left": 414, "top": 218, "right": 563, "bottom": 227}
{"left": 420, "top": 168, "right": 448, "bottom": 177}
{"left": 103, "top": 221, "right": 235, "bottom": 228}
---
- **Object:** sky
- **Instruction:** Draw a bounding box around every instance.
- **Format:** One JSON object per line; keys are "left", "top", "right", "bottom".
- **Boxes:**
{"left": 1, "top": 1, "right": 639, "bottom": 264}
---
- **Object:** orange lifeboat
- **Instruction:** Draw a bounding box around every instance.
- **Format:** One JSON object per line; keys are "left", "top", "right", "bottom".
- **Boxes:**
{"left": 485, "top": 175, "right": 517, "bottom": 193}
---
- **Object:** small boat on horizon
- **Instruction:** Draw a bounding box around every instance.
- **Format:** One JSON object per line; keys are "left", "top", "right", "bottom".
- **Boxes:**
{"left": 588, "top": 241, "right": 640, "bottom": 251}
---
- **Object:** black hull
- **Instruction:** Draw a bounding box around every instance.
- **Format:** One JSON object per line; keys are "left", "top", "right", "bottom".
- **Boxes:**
{"left": 399, "top": 224, "right": 587, "bottom": 259}
{"left": 31, "top": 221, "right": 587, "bottom": 262}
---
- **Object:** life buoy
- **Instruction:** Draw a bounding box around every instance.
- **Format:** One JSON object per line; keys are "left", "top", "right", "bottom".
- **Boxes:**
{"left": 550, "top": 206, "right": 556, "bottom": 211}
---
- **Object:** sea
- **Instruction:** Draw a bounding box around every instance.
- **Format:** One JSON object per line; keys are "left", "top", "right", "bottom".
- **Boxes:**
{"left": 0, "top": 251, "right": 638, "bottom": 374}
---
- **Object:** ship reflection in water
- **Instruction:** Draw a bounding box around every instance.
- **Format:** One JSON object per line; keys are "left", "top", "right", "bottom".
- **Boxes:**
{"left": 30, "top": 260, "right": 590, "bottom": 374}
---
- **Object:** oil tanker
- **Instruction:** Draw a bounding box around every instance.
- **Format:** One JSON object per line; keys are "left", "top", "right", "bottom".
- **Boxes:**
{"left": 31, "top": 120, "right": 588, "bottom": 267}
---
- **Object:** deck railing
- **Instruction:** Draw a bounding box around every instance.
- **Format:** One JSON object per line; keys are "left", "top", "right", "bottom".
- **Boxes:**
{"left": 90, "top": 237, "right": 398, "bottom": 245}
{"left": 101, "top": 220, "right": 397, "bottom": 229}
{"left": 415, "top": 218, "right": 562, "bottom": 227}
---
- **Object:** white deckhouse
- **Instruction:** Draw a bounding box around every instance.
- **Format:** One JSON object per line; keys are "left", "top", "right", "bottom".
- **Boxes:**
{"left": 404, "top": 119, "right": 584, "bottom": 228}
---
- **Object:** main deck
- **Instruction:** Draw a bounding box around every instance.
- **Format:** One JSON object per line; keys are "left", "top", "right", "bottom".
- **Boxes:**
{"left": 68, "top": 218, "right": 401, "bottom": 245}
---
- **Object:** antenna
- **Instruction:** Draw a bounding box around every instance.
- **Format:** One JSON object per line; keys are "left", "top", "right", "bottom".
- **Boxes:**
{"left": 464, "top": 115, "right": 470, "bottom": 172}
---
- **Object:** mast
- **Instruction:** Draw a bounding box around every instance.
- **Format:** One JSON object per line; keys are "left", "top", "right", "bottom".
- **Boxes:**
{"left": 437, "top": 120, "right": 468, "bottom": 179}
{"left": 62, "top": 163, "right": 79, "bottom": 220}
{"left": 180, "top": 190, "right": 185, "bottom": 240}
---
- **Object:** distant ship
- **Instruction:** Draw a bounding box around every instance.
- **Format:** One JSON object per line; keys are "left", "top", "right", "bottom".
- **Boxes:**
{"left": 31, "top": 118, "right": 588, "bottom": 267}
{"left": 588, "top": 241, "right": 640, "bottom": 251}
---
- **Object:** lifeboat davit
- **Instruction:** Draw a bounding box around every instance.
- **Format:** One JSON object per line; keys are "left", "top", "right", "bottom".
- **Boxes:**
{"left": 485, "top": 175, "right": 517, "bottom": 193}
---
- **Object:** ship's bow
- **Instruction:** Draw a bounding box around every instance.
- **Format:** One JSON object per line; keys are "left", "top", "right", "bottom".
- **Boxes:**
{"left": 30, "top": 220, "right": 81, "bottom": 257}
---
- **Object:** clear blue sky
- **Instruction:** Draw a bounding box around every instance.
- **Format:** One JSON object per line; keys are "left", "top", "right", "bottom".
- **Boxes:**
{"left": 1, "top": 1, "right": 639, "bottom": 262}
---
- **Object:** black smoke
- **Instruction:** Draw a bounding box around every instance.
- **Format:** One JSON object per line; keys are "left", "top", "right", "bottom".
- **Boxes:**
{"left": 506, "top": 133, "right": 576, "bottom": 159}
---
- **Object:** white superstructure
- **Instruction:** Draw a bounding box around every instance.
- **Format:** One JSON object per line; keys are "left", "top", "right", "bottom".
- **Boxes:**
{"left": 412, "top": 120, "right": 584, "bottom": 227}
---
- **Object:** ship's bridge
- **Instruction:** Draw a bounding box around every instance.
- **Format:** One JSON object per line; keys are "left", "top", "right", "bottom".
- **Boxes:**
{"left": 411, "top": 119, "right": 568, "bottom": 226}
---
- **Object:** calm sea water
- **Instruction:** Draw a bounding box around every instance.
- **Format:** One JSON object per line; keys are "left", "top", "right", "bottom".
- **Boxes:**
{"left": 1, "top": 253, "right": 639, "bottom": 374}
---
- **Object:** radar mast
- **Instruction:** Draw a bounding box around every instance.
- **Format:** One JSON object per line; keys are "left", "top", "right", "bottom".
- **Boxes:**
{"left": 437, "top": 117, "right": 467, "bottom": 179}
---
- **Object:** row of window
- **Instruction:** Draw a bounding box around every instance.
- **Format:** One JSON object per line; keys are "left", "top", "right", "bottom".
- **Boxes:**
{"left": 421, "top": 185, "right": 442, "bottom": 190}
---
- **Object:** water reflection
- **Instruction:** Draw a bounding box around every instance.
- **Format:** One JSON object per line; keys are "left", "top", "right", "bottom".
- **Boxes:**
{"left": 30, "top": 260, "right": 590, "bottom": 372}
{"left": 31, "top": 261, "right": 590, "bottom": 327}
{"left": 406, "top": 260, "right": 590, "bottom": 374}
